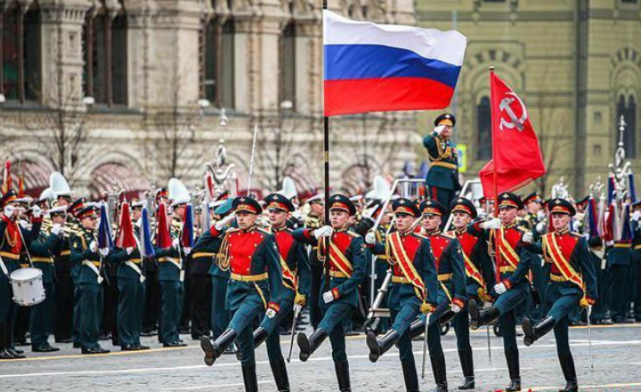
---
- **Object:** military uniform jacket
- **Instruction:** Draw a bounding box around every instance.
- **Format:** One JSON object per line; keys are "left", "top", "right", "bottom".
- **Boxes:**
{"left": 293, "top": 227, "right": 366, "bottom": 309}
{"left": 422, "top": 131, "right": 460, "bottom": 191}
{"left": 155, "top": 221, "right": 185, "bottom": 282}
{"left": 631, "top": 219, "right": 641, "bottom": 263}
{"left": 529, "top": 230, "right": 597, "bottom": 300}
{"left": 425, "top": 231, "right": 467, "bottom": 307}
{"left": 211, "top": 225, "right": 282, "bottom": 312}
{"left": 188, "top": 231, "right": 214, "bottom": 276}
{"left": 192, "top": 230, "right": 228, "bottom": 279}
{"left": 447, "top": 228, "right": 495, "bottom": 298}
{"left": 70, "top": 227, "right": 128, "bottom": 285}
{"left": 369, "top": 230, "right": 438, "bottom": 310}
{"left": 468, "top": 221, "right": 533, "bottom": 290}
{"left": 0, "top": 214, "right": 42, "bottom": 273}
{"left": 606, "top": 241, "right": 632, "bottom": 267}
{"left": 115, "top": 233, "right": 146, "bottom": 281}
{"left": 29, "top": 230, "right": 63, "bottom": 284}
{"left": 273, "top": 226, "right": 311, "bottom": 302}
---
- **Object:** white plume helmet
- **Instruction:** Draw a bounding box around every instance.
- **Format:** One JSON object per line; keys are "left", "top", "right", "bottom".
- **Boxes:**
{"left": 365, "top": 176, "right": 391, "bottom": 205}
{"left": 38, "top": 187, "right": 53, "bottom": 202}
{"left": 50, "top": 172, "right": 73, "bottom": 198}
{"left": 168, "top": 178, "right": 191, "bottom": 207}
{"left": 280, "top": 176, "right": 297, "bottom": 200}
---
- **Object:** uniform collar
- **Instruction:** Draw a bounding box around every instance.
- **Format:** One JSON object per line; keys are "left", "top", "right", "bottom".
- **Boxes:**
{"left": 426, "top": 228, "right": 441, "bottom": 237}
{"left": 272, "top": 224, "right": 287, "bottom": 232}
{"left": 241, "top": 225, "right": 256, "bottom": 233}
{"left": 455, "top": 227, "right": 466, "bottom": 235}
{"left": 554, "top": 227, "right": 569, "bottom": 236}
{"left": 503, "top": 221, "right": 517, "bottom": 229}
{"left": 334, "top": 225, "right": 349, "bottom": 233}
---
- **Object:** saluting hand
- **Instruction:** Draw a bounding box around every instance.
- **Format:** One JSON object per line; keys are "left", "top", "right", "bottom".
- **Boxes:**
{"left": 365, "top": 231, "right": 376, "bottom": 245}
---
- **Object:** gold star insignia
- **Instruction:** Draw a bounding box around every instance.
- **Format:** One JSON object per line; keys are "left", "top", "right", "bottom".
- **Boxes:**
{"left": 555, "top": 200, "right": 561, "bottom": 204}
{"left": 240, "top": 197, "right": 246, "bottom": 202}
{"left": 458, "top": 198, "right": 463, "bottom": 202}
{"left": 334, "top": 196, "right": 340, "bottom": 200}
{"left": 399, "top": 200, "right": 405, "bottom": 204}
{"left": 503, "top": 194, "right": 509, "bottom": 199}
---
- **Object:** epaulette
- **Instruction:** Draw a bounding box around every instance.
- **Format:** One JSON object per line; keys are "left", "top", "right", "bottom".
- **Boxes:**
{"left": 412, "top": 232, "right": 428, "bottom": 240}
{"left": 439, "top": 232, "right": 455, "bottom": 240}
{"left": 256, "top": 227, "right": 272, "bottom": 236}
{"left": 225, "top": 227, "right": 241, "bottom": 234}
{"left": 516, "top": 226, "right": 529, "bottom": 233}
{"left": 570, "top": 232, "right": 582, "bottom": 238}
{"left": 347, "top": 230, "right": 361, "bottom": 238}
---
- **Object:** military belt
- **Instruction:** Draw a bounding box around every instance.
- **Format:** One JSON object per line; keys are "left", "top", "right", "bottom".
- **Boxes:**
{"left": 330, "top": 271, "right": 349, "bottom": 279}
{"left": 438, "top": 273, "right": 453, "bottom": 282}
{"left": 634, "top": 245, "right": 641, "bottom": 251}
{"left": 614, "top": 243, "right": 631, "bottom": 248}
{"left": 0, "top": 252, "right": 20, "bottom": 260}
{"left": 31, "top": 257, "right": 53, "bottom": 263}
{"left": 500, "top": 266, "right": 516, "bottom": 273}
{"left": 59, "top": 250, "right": 71, "bottom": 256}
{"left": 430, "top": 161, "right": 457, "bottom": 170}
{"left": 192, "top": 252, "right": 216, "bottom": 259}
{"left": 20, "top": 263, "right": 29, "bottom": 268}
{"left": 550, "top": 274, "right": 566, "bottom": 283}
{"left": 392, "top": 276, "right": 411, "bottom": 284}
{"left": 128, "top": 258, "right": 142, "bottom": 264}
{"left": 230, "top": 272, "right": 268, "bottom": 282}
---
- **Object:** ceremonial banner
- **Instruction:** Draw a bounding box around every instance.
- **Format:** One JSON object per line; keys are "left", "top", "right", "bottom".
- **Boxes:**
{"left": 479, "top": 72, "right": 546, "bottom": 197}
{"left": 323, "top": 10, "right": 467, "bottom": 116}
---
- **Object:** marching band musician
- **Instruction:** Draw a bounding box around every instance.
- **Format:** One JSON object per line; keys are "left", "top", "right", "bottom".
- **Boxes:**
{"left": 295, "top": 194, "right": 366, "bottom": 392}
{"left": 364, "top": 198, "right": 438, "bottom": 392}
{"left": 200, "top": 196, "right": 282, "bottom": 392}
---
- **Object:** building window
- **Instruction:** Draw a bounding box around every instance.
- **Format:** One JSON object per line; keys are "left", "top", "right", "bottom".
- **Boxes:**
{"left": 621, "top": 0, "right": 637, "bottom": 4}
{"left": 616, "top": 95, "right": 637, "bottom": 158}
{"left": 201, "top": 18, "right": 234, "bottom": 109}
{"left": 476, "top": 96, "right": 492, "bottom": 160}
{"left": 279, "top": 22, "right": 296, "bottom": 109}
{"left": 1, "top": 4, "right": 42, "bottom": 102}
{"left": 83, "top": 3, "right": 128, "bottom": 106}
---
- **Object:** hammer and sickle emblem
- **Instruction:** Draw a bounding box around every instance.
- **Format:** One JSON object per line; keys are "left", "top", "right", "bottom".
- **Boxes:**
{"left": 499, "top": 92, "right": 528, "bottom": 132}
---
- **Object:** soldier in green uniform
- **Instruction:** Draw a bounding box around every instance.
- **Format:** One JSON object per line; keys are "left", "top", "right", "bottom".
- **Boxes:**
{"left": 70, "top": 205, "right": 127, "bottom": 354}
{"left": 304, "top": 193, "right": 325, "bottom": 330}
{"left": 422, "top": 113, "right": 461, "bottom": 217}
{"left": 28, "top": 205, "right": 64, "bottom": 352}
{"left": 631, "top": 201, "right": 641, "bottom": 321}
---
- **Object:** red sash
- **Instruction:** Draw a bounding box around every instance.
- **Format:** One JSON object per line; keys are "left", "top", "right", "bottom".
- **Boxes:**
{"left": 543, "top": 233, "right": 584, "bottom": 290}
{"left": 388, "top": 232, "right": 425, "bottom": 301}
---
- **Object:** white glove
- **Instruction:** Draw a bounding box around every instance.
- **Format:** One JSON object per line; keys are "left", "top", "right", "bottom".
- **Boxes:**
{"left": 572, "top": 220, "right": 582, "bottom": 232}
{"left": 183, "top": 247, "right": 192, "bottom": 255}
{"left": 32, "top": 205, "right": 42, "bottom": 218}
{"left": 536, "top": 221, "right": 546, "bottom": 232}
{"left": 314, "top": 226, "right": 334, "bottom": 239}
{"left": 89, "top": 241, "right": 98, "bottom": 253}
{"left": 266, "top": 309, "right": 277, "bottom": 319}
{"left": 633, "top": 211, "right": 641, "bottom": 222}
{"left": 477, "top": 209, "right": 487, "bottom": 220}
{"left": 522, "top": 231, "right": 534, "bottom": 244}
{"left": 19, "top": 220, "right": 29, "bottom": 229}
{"left": 172, "top": 238, "right": 180, "bottom": 249}
{"left": 126, "top": 247, "right": 134, "bottom": 255}
{"left": 214, "top": 213, "right": 235, "bottom": 231}
{"left": 451, "top": 304, "right": 461, "bottom": 313}
{"left": 99, "top": 247, "right": 109, "bottom": 256}
{"left": 322, "top": 291, "right": 334, "bottom": 304}
{"left": 291, "top": 210, "right": 302, "bottom": 221}
{"left": 3, "top": 205, "right": 15, "bottom": 218}
{"left": 293, "top": 304, "right": 302, "bottom": 313}
{"left": 433, "top": 125, "right": 446, "bottom": 136}
{"left": 135, "top": 218, "right": 143, "bottom": 228}
{"left": 51, "top": 223, "right": 62, "bottom": 236}
{"left": 481, "top": 218, "right": 501, "bottom": 230}
{"left": 536, "top": 210, "right": 546, "bottom": 220}
{"left": 365, "top": 231, "right": 376, "bottom": 245}
{"left": 494, "top": 283, "right": 507, "bottom": 295}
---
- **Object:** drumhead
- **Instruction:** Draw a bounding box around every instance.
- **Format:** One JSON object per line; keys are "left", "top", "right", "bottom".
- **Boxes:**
{"left": 10, "top": 267, "right": 43, "bottom": 281}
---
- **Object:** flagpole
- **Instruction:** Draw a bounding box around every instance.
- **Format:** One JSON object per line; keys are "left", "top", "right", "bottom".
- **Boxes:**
{"left": 322, "top": 0, "right": 330, "bottom": 291}
{"left": 489, "top": 66, "right": 502, "bottom": 284}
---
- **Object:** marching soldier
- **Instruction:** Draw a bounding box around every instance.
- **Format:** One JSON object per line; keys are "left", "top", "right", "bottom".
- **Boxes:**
{"left": 67, "top": 197, "right": 87, "bottom": 348}
{"left": 409, "top": 199, "right": 466, "bottom": 392}
{"left": 467, "top": 192, "right": 534, "bottom": 392}
{"left": 364, "top": 198, "right": 438, "bottom": 392}
{"left": 422, "top": 113, "right": 461, "bottom": 217}
{"left": 28, "top": 204, "right": 63, "bottom": 353}
{"left": 295, "top": 194, "right": 366, "bottom": 392}
{"left": 607, "top": 218, "right": 633, "bottom": 323}
{"left": 200, "top": 196, "right": 282, "bottom": 392}
{"left": 445, "top": 197, "right": 495, "bottom": 390}
{"left": 521, "top": 192, "right": 548, "bottom": 323}
{"left": 0, "top": 190, "right": 40, "bottom": 359}
{"left": 521, "top": 198, "right": 597, "bottom": 392}
{"left": 70, "top": 205, "right": 126, "bottom": 354}
{"left": 253, "top": 193, "right": 311, "bottom": 392}
{"left": 632, "top": 202, "right": 641, "bottom": 322}
{"left": 51, "top": 203, "right": 76, "bottom": 343}
{"left": 187, "top": 202, "right": 214, "bottom": 340}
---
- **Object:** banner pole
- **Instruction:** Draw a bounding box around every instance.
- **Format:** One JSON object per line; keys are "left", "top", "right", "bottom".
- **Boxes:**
{"left": 489, "top": 66, "right": 502, "bottom": 284}
{"left": 322, "top": 0, "right": 330, "bottom": 291}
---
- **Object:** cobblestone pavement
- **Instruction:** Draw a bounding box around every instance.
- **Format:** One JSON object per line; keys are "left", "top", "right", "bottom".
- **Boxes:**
{"left": 1, "top": 323, "right": 640, "bottom": 392}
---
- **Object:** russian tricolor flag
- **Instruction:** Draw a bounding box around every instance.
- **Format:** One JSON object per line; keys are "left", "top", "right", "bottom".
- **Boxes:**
{"left": 323, "top": 10, "right": 467, "bottom": 117}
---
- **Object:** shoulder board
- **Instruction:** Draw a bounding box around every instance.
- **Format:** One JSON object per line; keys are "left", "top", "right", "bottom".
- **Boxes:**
{"left": 516, "top": 226, "right": 529, "bottom": 233}
{"left": 412, "top": 233, "right": 428, "bottom": 239}
{"left": 570, "top": 232, "right": 582, "bottom": 238}
{"left": 439, "top": 233, "right": 455, "bottom": 240}
{"left": 347, "top": 231, "right": 361, "bottom": 238}
{"left": 225, "top": 228, "right": 241, "bottom": 235}
{"left": 256, "top": 228, "right": 272, "bottom": 236}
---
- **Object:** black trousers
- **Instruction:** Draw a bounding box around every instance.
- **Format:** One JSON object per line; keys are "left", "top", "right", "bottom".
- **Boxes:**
{"left": 143, "top": 270, "right": 160, "bottom": 332}
{"left": 53, "top": 271, "right": 74, "bottom": 340}
{"left": 309, "top": 263, "right": 324, "bottom": 329}
{"left": 101, "top": 277, "right": 119, "bottom": 341}
{"left": 189, "top": 274, "right": 212, "bottom": 338}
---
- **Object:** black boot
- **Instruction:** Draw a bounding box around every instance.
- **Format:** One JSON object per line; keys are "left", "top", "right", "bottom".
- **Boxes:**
{"left": 297, "top": 328, "right": 327, "bottom": 362}
{"left": 469, "top": 300, "right": 499, "bottom": 330}
{"left": 457, "top": 349, "right": 475, "bottom": 390}
{"left": 430, "top": 354, "right": 448, "bottom": 392}
{"left": 401, "top": 360, "right": 420, "bottom": 392}
{"left": 270, "top": 358, "right": 290, "bottom": 392}
{"left": 201, "top": 328, "right": 237, "bottom": 366}
{"left": 559, "top": 353, "right": 578, "bottom": 392}
{"left": 253, "top": 327, "right": 269, "bottom": 349}
{"left": 334, "top": 360, "right": 351, "bottom": 392}
{"left": 241, "top": 364, "right": 259, "bottom": 392}
{"left": 439, "top": 310, "right": 457, "bottom": 327}
{"left": 366, "top": 329, "right": 400, "bottom": 362}
{"left": 523, "top": 317, "right": 556, "bottom": 347}
{"left": 505, "top": 349, "right": 521, "bottom": 391}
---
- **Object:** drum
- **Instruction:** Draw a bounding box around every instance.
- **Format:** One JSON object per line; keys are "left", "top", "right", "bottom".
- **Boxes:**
{"left": 10, "top": 267, "right": 45, "bottom": 307}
